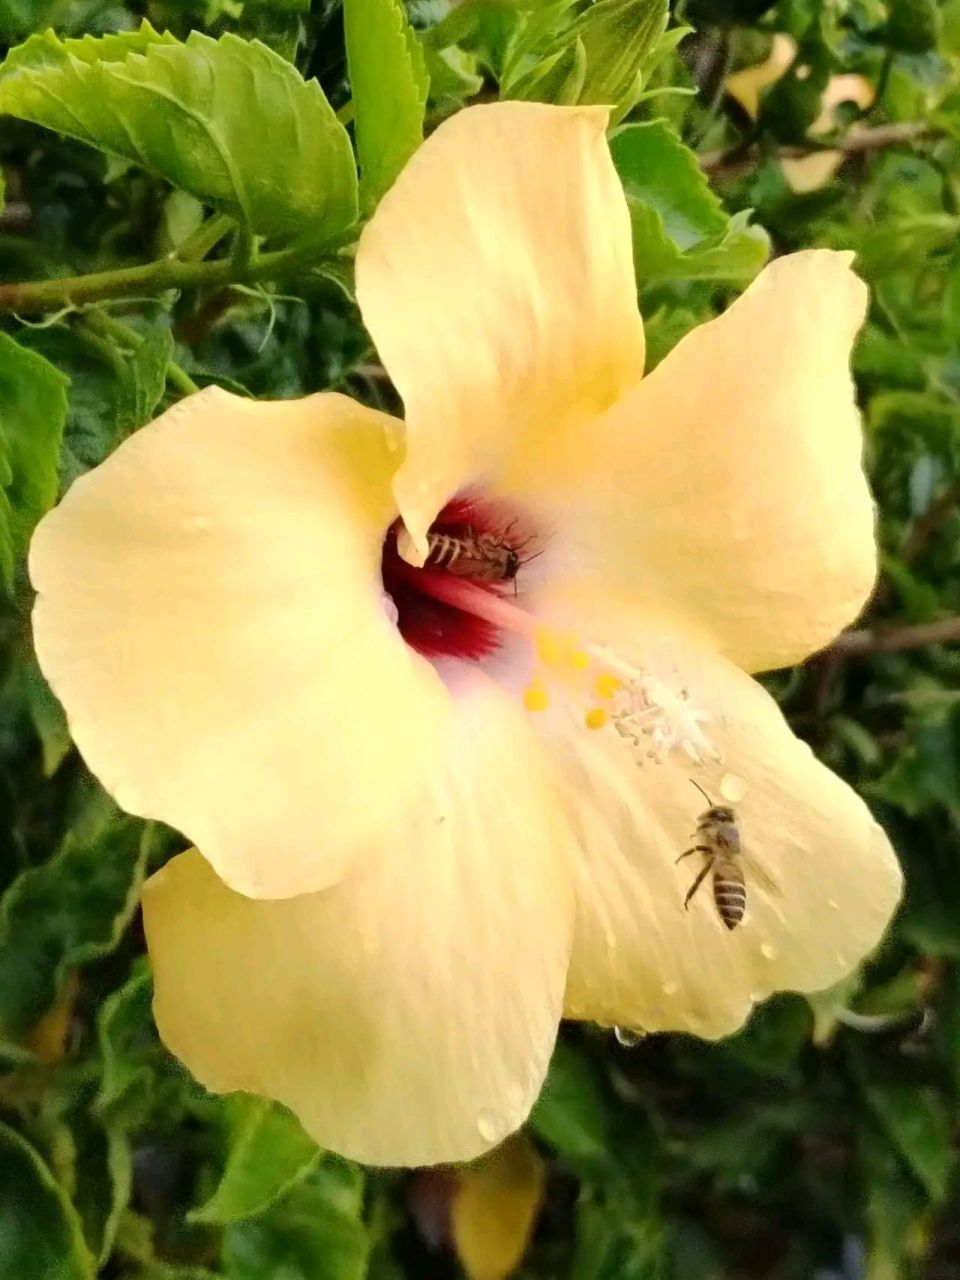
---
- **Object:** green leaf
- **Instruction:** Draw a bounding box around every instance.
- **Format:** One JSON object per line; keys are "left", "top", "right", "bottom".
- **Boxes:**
{"left": 610, "top": 122, "right": 768, "bottom": 284}
{"left": 95, "top": 958, "right": 163, "bottom": 1123}
{"left": 16, "top": 657, "right": 71, "bottom": 778}
{"left": 344, "top": 0, "right": 428, "bottom": 207}
{"left": 0, "top": 816, "right": 149, "bottom": 1035}
{"left": 0, "top": 1121, "right": 94, "bottom": 1279}
{"left": 0, "top": 332, "right": 69, "bottom": 592}
{"left": 0, "top": 26, "right": 357, "bottom": 241}
{"left": 576, "top": 0, "right": 668, "bottom": 109}
{"left": 192, "top": 1096, "right": 322, "bottom": 1226}
{"left": 222, "top": 1164, "right": 369, "bottom": 1280}
{"left": 530, "top": 1040, "right": 610, "bottom": 1164}
{"left": 20, "top": 324, "right": 172, "bottom": 486}
{"left": 862, "top": 1083, "right": 954, "bottom": 1202}
{"left": 66, "top": 1107, "right": 132, "bottom": 1265}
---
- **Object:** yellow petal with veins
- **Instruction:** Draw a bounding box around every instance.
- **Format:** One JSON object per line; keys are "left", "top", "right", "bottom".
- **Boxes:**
{"left": 535, "top": 251, "right": 875, "bottom": 672}
{"left": 532, "top": 591, "right": 901, "bottom": 1040}
{"left": 31, "top": 388, "right": 450, "bottom": 900}
{"left": 143, "top": 677, "right": 574, "bottom": 1166}
{"left": 355, "top": 101, "right": 645, "bottom": 557}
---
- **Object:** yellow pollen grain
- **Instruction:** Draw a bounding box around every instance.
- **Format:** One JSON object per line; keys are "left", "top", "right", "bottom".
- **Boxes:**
{"left": 585, "top": 707, "right": 608, "bottom": 730}
{"left": 595, "top": 672, "right": 621, "bottom": 700}
{"left": 570, "top": 649, "right": 590, "bottom": 670}
{"left": 535, "top": 629, "right": 564, "bottom": 667}
{"left": 524, "top": 683, "right": 550, "bottom": 713}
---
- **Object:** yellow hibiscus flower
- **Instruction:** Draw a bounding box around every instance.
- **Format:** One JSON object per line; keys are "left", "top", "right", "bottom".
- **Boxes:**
{"left": 29, "top": 102, "right": 901, "bottom": 1168}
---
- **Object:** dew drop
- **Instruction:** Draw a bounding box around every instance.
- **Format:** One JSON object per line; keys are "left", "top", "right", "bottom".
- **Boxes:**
{"left": 604, "top": 927, "right": 617, "bottom": 952}
{"left": 748, "top": 990, "right": 763, "bottom": 1002}
{"left": 719, "top": 772, "right": 748, "bottom": 803}
{"left": 661, "top": 981, "right": 679, "bottom": 997}
{"left": 614, "top": 1025, "right": 644, "bottom": 1048}
{"left": 189, "top": 515, "right": 211, "bottom": 532}
{"left": 476, "top": 1110, "right": 504, "bottom": 1142}
{"left": 760, "top": 942, "right": 778, "bottom": 961}
{"left": 827, "top": 898, "right": 839, "bottom": 911}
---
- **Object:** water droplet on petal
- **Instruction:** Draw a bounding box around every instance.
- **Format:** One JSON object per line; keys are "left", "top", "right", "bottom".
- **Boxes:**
{"left": 760, "top": 942, "right": 778, "bottom": 961}
{"left": 749, "top": 990, "right": 763, "bottom": 1002}
{"left": 827, "top": 898, "right": 839, "bottom": 911}
{"left": 476, "top": 1110, "right": 504, "bottom": 1142}
{"left": 604, "top": 927, "right": 617, "bottom": 952}
{"left": 661, "top": 981, "right": 679, "bottom": 997}
{"left": 719, "top": 772, "right": 748, "bottom": 803}
{"left": 614, "top": 1025, "right": 644, "bottom": 1048}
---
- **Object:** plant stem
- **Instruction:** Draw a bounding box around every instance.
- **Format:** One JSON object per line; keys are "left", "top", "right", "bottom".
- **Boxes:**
{"left": 0, "top": 241, "right": 325, "bottom": 315}
{"left": 174, "top": 211, "right": 235, "bottom": 263}
{"left": 165, "top": 360, "right": 200, "bottom": 396}
{"left": 832, "top": 616, "right": 960, "bottom": 655}
{"left": 700, "top": 121, "right": 934, "bottom": 177}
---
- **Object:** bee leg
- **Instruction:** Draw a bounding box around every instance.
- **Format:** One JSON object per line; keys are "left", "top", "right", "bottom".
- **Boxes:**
{"left": 675, "top": 845, "right": 711, "bottom": 864}
{"left": 683, "top": 861, "right": 713, "bottom": 910}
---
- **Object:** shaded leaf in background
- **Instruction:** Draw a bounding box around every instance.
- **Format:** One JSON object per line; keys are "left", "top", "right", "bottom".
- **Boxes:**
{"left": 343, "top": 0, "right": 428, "bottom": 208}
{"left": 610, "top": 120, "right": 768, "bottom": 283}
{"left": 0, "top": 1120, "right": 94, "bottom": 1279}
{"left": 0, "top": 332, "right": 69, "bottom": 592}
{"left": 862, "top": 1082, "right": 955, "bottom": 1203}
{"left": 21, "top": 324, "right": 172, "bottom": 487}
{"left": 191, "top": 1095, "right": 322, "bottom": 1226}
{"left": 0, "top": 816, "right": 149, "bottom": 1034}
{"left": 222, "top": 1161, "right": 369, "bottom": 1280}
{"left": 0, "top": 27, "right": 358, "bottom": 241}
{"left": 95, "top": 958, "right": 163, "bottom": 1124}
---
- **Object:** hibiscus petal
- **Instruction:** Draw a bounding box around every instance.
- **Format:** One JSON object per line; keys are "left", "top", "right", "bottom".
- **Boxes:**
{"left": 31, "top": 388, "right": 450, "bottom": 899}
{"left": 142, "top": 678, "right": 574, "bottom": 1166}
{"left": 533, "top": 600, "right": 901, "bottom": 1040}
{"left": 355, "top": 101, "right": 645, "bottom": 556}
{"left": 540, "top": 251, "right": 875, "bottom": 671}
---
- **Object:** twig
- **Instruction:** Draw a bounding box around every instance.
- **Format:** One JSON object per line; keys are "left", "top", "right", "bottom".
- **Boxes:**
{"left": 0, "top": 240, "right": 334, "bottom": 315}
{"left": 701, "top": 121, "right": 934, "bottom": 178}
{"left": 831, "top": 617, "right": 960, "bottom": 654}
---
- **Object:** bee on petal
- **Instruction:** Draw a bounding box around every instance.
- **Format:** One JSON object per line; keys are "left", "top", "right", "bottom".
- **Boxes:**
{"left": 677, "top": 780, "right": 778, "bottom": 930}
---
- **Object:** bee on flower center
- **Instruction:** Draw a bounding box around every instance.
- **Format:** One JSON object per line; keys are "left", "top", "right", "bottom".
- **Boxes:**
{"left": 676, "top": 780, "right": 777, "bottom": 930}
{"left": 424, "top": 524, "right": 539, "bottom": 589}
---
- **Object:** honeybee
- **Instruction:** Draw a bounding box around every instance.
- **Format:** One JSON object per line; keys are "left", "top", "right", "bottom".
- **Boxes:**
{"left": 676, "top": 780, "right": 777, "bottom": 930}
{"left": 425, "top": 525, "right": 539, "bottom": 588}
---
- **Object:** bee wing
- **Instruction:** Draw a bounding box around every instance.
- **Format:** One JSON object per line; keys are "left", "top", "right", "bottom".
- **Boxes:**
{"left": 743, "top": 853, "right": 781, "bottom": 897}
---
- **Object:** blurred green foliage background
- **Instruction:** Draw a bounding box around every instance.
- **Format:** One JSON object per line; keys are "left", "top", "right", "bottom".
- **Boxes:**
{"left": 0, "top": 0, "right": 958, "bottom": 1276}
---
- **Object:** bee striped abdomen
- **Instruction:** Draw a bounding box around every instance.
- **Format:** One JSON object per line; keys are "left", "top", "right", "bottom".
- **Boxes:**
{"left": 713, "top": 860, "right": 746, "bottom": 930}
{"left": 425, "top": 533, "right": 464, "bottom": 570}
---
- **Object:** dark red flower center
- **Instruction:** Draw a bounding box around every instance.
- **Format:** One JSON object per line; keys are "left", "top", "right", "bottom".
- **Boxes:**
{"left": 380, "top": 494, "right": 539, "bottom": 662}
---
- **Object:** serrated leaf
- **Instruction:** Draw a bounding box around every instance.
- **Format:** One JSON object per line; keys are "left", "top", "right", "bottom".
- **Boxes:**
{"left": 344, "top": 0, "right": 428, "bottom": 207}
{"left": 192, "top": 1096, "right": 321, "bottom": 1226}
{"left": 0, "top": 816, "right": 149, "bottom": 1035}
{"left": 0, "top": 332, "right": 69, "bottom": 592}
{"left": 611, "top": 121, "right": 768, "bottom": 284}
{"left": 0, "top": 1121, "right": 95, "bottom": 1279}
{"left": 222, "top": 1165, "right": 369, "bottom": 1280}
{"left": 0, "top": 27, "right": 357, "bottom": 241}
{"left": 576, "top": 0, "right": 668, "bottom": 108}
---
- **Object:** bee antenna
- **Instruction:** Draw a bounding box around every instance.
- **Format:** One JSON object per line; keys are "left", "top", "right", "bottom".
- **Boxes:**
{"left": 519, "top": 549, "right": 544, "bottom": 566}
{"left": 689, "top": 778, "right": 713, "bottom": 806}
